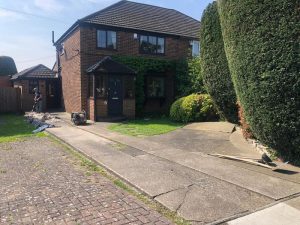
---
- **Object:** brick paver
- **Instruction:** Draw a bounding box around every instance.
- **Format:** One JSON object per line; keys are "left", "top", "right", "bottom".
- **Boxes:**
{"left": 0, "top": 137, "right": 173, "bottom": 225}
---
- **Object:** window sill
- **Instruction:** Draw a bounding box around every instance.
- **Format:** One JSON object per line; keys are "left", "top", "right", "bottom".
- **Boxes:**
{"left": 96, "top": 47, "right": 117, "bottom": 51}
{"left": 139, "top": 51, "right": 165, "bottom": 56}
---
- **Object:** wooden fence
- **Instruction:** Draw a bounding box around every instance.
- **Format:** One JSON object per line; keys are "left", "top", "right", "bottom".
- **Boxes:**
{"left": 0, "top": 87, "right": 21, "bottom": 113}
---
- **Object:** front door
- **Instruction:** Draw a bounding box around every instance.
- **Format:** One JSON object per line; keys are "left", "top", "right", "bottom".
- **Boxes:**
{"left": 46, "top": 80, "right": 61, "bottom": 109}
{"left": 108, "top": 76, "right": 123, "bottom": 116}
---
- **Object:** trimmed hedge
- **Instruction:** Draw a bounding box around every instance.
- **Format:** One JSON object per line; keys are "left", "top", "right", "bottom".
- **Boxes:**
{"left": 200, "top": 2, "right": 238, "bottom": 123}
{"left": 175, "top": 57, "right": 206, "bottom": 98}
{"left": 0, "top": 56, "right": 17, "bottom": 76}
{"left": 170, "top": 94, "right": 217, "bottom": 123}
{"left": 218, "top": 0, "right": 300, "bottom": 162}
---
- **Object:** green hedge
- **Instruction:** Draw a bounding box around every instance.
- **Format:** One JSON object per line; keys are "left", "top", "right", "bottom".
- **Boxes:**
{"left": 200, "top": 2, "right": 238, "bottom": 123}
{"left": 218, "top": 0, "right": 300, "bottom": 162}
{"left": 170, "top": 93, "right": 217, "bottom": 123}
{"left": 0, "top": 56, "right": 17, "bottom": 76}
{"left": 175, "top": 57, "right": 205, "bottom": 98}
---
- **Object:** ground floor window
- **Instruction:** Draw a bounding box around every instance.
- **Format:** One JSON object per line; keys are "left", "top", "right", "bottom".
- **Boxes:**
{"left": 146, "top": 76, "right": 165, "bottom": 98}
{"left": 95, "top": 75, "right": 106, "bottom": 98}
{"left": 124, "top": 77, "right": 134, "bottom": 98}
{"left": 29, "top": 80, "right": 39, "bottom": 94}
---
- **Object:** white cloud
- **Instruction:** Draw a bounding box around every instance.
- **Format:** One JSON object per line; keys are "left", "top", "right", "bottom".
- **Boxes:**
{"left": 34, "top": 0, "right": 64, "bottom": 12}
{"left": 0, "top": 9, "right": 26, "bottom": 20}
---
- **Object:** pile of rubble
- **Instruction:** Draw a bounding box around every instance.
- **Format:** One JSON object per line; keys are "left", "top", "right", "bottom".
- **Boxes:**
{"left": 25, "top": 112, "right": 61, "bottom": 133}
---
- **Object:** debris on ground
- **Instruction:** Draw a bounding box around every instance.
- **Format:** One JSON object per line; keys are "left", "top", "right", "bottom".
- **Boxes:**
{"left": 25, "top": 112, "right": 61, "bottom": 133}
{"left": 209, "top": 153, "right": 277, "bottom": 169}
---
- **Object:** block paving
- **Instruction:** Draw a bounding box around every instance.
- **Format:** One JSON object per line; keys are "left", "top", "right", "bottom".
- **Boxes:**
{"left": 0, "top": 137, "right": 173, "bottom": 225}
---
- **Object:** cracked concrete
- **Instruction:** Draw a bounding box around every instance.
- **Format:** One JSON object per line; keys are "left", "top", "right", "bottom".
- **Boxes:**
{"left": 47, "top": 114, "right": 300, "bottom": 224}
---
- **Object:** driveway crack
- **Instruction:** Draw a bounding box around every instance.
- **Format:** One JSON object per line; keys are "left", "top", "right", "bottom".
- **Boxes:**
{"left": 176, "top": 184, "right": 194, "bottom": 212}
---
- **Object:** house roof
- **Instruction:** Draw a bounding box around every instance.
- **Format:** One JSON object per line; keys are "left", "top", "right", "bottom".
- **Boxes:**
{"left": 55, "top": 0, "right": 200, "bottom": 45}
{"left": 86, "top": 56, "right": 136, "bottom": 75}
{"left": 11, "top": 64, "right": 57, "bottom": 80}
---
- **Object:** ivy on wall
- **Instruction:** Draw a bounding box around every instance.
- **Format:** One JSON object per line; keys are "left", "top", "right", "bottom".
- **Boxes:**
{"left": 112, "top": 56, "right": 174, "bottom": 116}
{"left": 113, "top": 55, "right": 205, "bottom": 116}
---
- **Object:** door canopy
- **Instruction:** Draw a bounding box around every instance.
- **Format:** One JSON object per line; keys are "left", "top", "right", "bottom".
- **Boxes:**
{"left": 86, "top": 56, "right": 136, "bottom": 75}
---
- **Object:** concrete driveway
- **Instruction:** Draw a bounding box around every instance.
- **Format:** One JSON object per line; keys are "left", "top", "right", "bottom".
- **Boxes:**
{"left": 46, "top": 113, "right": 300, "bottom": 225}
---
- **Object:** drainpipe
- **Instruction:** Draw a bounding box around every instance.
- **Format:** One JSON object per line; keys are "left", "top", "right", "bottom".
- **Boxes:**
{"left": 52, "top": 31, "right": 61, "bottom": 77}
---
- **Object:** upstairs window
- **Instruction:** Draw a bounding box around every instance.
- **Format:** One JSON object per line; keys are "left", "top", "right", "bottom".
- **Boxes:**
{"left": 140, "top": 35, "right": 165, "bottom": 54}
{"left": 97, "top": 30, "right": 117, "bottom": 49}
{"left": 191, "top": 40, "right": 200, "bottom": 57}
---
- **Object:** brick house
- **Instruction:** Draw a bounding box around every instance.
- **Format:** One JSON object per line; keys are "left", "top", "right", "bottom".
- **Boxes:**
{"left": 54, "top": 0, "right": 200, "bottom": 121}
{"left": 11, "top": 64, "right": 61, "bottom": 111}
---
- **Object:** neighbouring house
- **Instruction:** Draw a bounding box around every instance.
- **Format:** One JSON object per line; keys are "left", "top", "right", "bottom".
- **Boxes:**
{"left": 11, "top": 64, "right": 61, "bottom": 111}
{"left": 54, "top": 0, "right": 200, "bottom": 121}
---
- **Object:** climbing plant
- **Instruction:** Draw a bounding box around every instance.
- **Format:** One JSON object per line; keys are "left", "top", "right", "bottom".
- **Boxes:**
{"left": 112, "top": 56, "right": 174, "bottom": 116}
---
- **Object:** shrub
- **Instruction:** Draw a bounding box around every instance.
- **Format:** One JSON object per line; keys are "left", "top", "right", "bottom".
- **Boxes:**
{"left": 175, "top": 57, "right": 206, "bottom": 98}
{"left": 200, "top": 2, "right": 238, "bottom": 123}
{"left": 170, "top": 94, "right": 217, "bottom": 123}
{"left": 218, "top": 0, "right": 300, "bottom": 161}
{"left": 0, "top": 56, "right": 17, "bottom": 76}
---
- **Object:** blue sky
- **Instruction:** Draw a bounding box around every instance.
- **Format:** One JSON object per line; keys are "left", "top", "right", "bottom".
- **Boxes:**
{"left": 0, "top": 0, "right": 213, "bottom": 71}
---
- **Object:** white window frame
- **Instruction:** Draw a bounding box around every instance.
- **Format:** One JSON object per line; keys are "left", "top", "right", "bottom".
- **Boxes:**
{"left": 191, "top": 40, "right": 200, "bottom": 57}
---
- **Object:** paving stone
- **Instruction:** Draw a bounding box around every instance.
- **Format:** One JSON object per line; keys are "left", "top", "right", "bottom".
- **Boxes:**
{"left": 0, "top": 138, "right": 173, "bottom": 225}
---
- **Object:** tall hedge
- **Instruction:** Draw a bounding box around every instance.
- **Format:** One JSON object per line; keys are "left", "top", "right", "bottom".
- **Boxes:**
{"left": 199, "top": 2, "right": 238, "bottom": 123}
{"left": 0, "top": 56, "right": 17, "bottom": 76}
{"left": 218, "top": 0, "right": 300, "bottom": 161}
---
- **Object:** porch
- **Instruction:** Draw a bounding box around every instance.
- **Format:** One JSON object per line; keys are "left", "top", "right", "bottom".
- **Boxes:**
{"left": 86, "top": 57, "right": 136, "bottom": 121}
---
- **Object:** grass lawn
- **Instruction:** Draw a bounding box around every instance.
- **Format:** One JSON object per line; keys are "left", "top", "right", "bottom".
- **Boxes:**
{"left": 108, "top": 118, "right": 184, "bottom": 136}
{"left": 0, "top": 114, "right": 46, "bottom": 143}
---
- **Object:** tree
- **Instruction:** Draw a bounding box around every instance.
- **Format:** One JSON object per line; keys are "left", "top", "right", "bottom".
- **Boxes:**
{"left": 218, "top": 0, "right": 300, "bottom": 162}
{"left": 200, "top": 1, "right": 238, "bottom": 123}
{"left": 0, "top": 56, "right": 17, "bottom": 76}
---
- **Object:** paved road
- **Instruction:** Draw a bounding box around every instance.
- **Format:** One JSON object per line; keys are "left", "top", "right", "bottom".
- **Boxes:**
{"left": 0, "top": 138, "right": 173, "bottom": 225}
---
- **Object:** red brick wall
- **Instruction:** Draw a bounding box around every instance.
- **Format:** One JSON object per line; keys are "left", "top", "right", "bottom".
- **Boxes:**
{"left": 0, "top": 76, "right": 12, "bottom": 87}
{"left": 87, "top": 98, "right": 95, "bottom": 121}
{"left": 80, "top": 25, "right": 191, "bottom": 60}
{"left": 59, "top": 28, "right": 82, "bottom": 113}
{"left": 123, "top": 99, "right": 135, "bottom": 118}
{"left": 58, "top": 24, "right": 193, "bottom": 118}
{"left": 13, "top": 80, "right": 47, "bottom": 112}
{"left": 96, "top": 99, "right": 107, "bottom": 117}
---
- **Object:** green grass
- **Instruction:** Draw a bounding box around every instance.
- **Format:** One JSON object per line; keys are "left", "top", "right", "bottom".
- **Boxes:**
{"left": 108, "top": 118, "right": 184, "bottom": 136}
{"left": 0, "top": 114, "right": 46, "bottom": 143}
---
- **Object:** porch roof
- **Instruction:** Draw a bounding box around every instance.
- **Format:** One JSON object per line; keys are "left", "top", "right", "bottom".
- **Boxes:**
{"left": 86, "top": 56, "right": 136, "bottom": 75}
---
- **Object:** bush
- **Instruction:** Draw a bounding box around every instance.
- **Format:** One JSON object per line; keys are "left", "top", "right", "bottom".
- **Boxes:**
{"left": 170, "top": 94, "right": 217, "bottom": 123}
{"left": 218, "top": 0, "right": 300, "bottom": 162}
{"left": 200, "top": 2, "right": 238, "bottom": 123}
{"left": 0, "top": 56, "right": 17, "bottom": 76}
{"left": 175, "top": 57, "right": 206, "bottom": 98}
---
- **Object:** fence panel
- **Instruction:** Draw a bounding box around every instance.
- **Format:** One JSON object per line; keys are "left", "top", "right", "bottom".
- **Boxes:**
{"left": 0, "top": 87, "right": 21, "bottom": 112}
